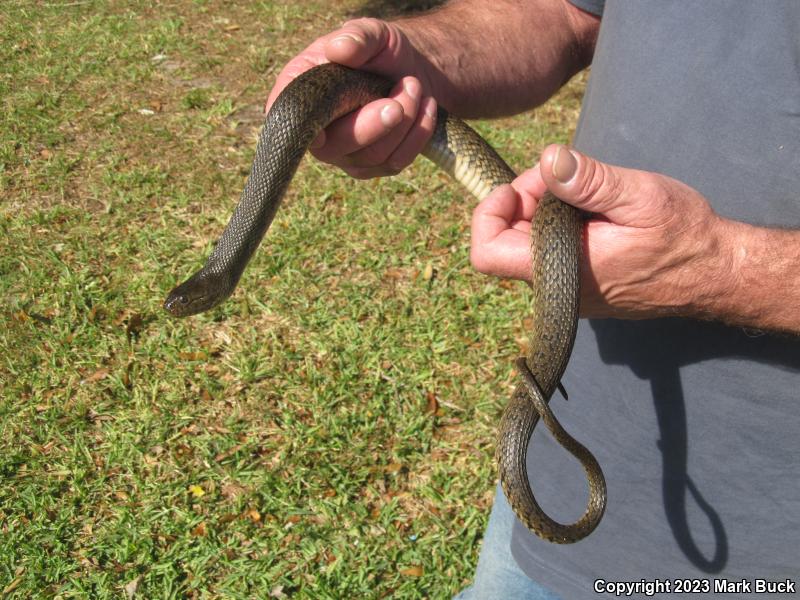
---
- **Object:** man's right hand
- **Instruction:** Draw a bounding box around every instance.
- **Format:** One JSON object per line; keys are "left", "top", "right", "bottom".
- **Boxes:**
{"left": 265, "top": 18, "right": 439, "bottom": 179}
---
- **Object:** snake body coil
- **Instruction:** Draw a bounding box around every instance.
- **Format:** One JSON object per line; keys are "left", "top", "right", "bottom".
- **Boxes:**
{"left": 164, "top": 63, "right": 606, "bottom": 543}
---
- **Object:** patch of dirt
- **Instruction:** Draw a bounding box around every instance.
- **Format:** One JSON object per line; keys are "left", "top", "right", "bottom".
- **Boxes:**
{"left": 227, "top": 104, "right": 266, "bottom": 138}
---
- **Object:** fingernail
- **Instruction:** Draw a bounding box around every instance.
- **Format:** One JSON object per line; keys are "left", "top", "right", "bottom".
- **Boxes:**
{"left": 332, "top": 33, "right": 363, "bottom": 46}
{"left": 552, "top": 146, "right": 577, "bottom": 183}
{"left": 403, "top": 79, "right": 420, "bottom": 101}
{"left": 424, "top": 97, "right": 437, "bottom": 119}
{"left": 380, "top": 103, "right": 402, "bottom": 127}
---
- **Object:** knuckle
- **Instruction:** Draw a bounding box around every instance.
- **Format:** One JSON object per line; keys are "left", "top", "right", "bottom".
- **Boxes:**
{"left": 357, "top": 145, "right": 392, "bottom": 168}
{"left": 340, "top": 17, "right": 382, "bottom": 36}
{"left": 585, "top": 161, "right": 612, "bottom": 197}
{"left": 384, "top": 165, "right": 402, "bottom": 176}
{"left": 469, "top": 247, "right": 489, "bottom": 274}
{"left": 578, "top": 159, "right": 624, "bottom": 211}
{"left": 384, "top": 157, "right": 407, "bottom": 175}
{"left": 344, "top": 167, "right": 373, "bottom": 180}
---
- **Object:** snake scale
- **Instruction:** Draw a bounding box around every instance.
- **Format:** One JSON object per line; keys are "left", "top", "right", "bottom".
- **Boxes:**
{"left": 164, "top": 63, "right": 606, "bottom": 543}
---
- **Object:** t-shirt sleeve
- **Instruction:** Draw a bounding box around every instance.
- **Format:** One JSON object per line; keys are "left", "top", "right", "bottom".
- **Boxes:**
{"left": 568, "top": 0, "right": 604, "bottom": 17}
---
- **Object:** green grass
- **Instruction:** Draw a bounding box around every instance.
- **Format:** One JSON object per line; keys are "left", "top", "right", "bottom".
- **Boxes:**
{"left": 0, "top": 0, "right": 584, "bottom": 597}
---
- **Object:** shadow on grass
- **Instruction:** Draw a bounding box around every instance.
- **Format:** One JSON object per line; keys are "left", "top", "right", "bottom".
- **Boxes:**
{"left": 350, "top": 0, "right": 445, "bottom": 18}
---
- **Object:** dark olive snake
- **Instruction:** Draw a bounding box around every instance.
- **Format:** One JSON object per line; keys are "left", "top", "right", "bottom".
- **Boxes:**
{"left": 164, "top": 63, "right": 606, "bottom": 543}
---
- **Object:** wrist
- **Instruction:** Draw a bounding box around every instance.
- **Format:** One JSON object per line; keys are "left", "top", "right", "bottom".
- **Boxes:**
{"left": 393, "top": 0, "right": 593, "bottom": 118}
{"left": 684, "top": 218, "right": 800, "bottom": 333}
{"left": 681, "top": 216, "right": 745, "bottom": 321}
{"left": 391, "top": 19, "right": 460, "bottom": 112}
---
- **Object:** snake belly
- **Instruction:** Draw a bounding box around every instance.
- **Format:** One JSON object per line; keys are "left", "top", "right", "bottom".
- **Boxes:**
{"left": 164, "top": 63, "right": 606, "bottom": 543}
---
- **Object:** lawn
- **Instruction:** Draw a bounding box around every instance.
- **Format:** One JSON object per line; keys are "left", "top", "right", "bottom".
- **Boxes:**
{"left": 0, "top": 0, "right": 584, "bottom": 597}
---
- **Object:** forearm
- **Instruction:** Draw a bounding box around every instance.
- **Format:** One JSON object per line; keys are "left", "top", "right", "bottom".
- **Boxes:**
{"left": 697, "top": 220, "right": 800, "bottom": 334}
{"left": 394, "top": 0, "right": 599, "bottom": 118}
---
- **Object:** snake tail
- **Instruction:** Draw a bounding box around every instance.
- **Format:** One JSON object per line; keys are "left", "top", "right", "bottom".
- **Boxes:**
{"left": 496, "top": 193, "right": 606, "bottom": 543}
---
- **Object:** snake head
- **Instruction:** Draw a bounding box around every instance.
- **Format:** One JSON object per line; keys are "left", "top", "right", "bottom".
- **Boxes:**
{"left": 163, "top": 270, "right": 232, "bottom": 317}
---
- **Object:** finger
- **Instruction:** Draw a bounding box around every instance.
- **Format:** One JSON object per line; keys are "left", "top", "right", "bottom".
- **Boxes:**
{"left": 265, "top": 55, "right": 326, "bottom": 114}
{"left": 382, "top": 95, "right": 438, "bottom": 173}
{"left": 472, "top": 185, "right": 531, "bottom": 245}
{"left": 266, "top": 18, "right": 392, "bottom": 114}
{"left": 325, "top": 18, "right": 393, "bottom": 68}
{"left": 342, "top": 77, "right": 422, "bottom": 169}
{"left": 470, "top": 184, "right": 533, "bottom": 281}
{"left": 539, "top": 144, "right": 664, "bottom": 227}
{"left": 336, "top": 95, "right": 437, "bottom": 179}
{"left": 310, "top": 97, "right": 404, "bottom": 164}
{"left": 509, "top": 164, "right": 547, "bottom": 217}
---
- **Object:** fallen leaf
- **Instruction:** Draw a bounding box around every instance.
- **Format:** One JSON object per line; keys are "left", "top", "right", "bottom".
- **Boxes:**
{"left": 384, "top": 267, "right": 405, "bottom": 280}
{"left": 399, "top": 565, "right": 424, "bottom": 577}
{"left": 180, "top": 424, "right": 200, "bottom": 436}
{"left": 422, "top": 261, "right": 434, "bottom": 281}
{"left": 124, "top": 575, "right": 142, "bottom": 599}
{"left": 87, "top": 305, "right": 105, "bottom": 322}
{"left": 425, "top": 390, "right": 438, "bottom": 415}
{"left": 246, "top": 509, "right": 261, "bottom": 523}
{"left": 3, "top": 576, "right": 23, "bottom": 594}
{"left": 191, "top": 521, "right": 207, "bottom": 537}
{"left": 122, "top": 361, "right": 133, "bottom": 388}
{"left": 85, "top": 368, "right": 109, "bottom": 383}
{"left": 220, "top": 482, "right": 246, "bottom": 499}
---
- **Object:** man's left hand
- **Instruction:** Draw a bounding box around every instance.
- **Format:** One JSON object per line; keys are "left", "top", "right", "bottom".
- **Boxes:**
{"left": 470, "top": 144, "right": 734, "bottom": 319}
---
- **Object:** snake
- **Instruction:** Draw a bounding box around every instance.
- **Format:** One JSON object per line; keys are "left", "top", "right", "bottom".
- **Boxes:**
{"left": 164, "top": 63, "right": 606, "bottom": 543}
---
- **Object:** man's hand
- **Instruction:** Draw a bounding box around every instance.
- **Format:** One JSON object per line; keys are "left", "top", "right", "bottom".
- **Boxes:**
{"left": 264, "top": 1, "right": 600, "bottom": 180}
{"left": 470, "top": 144, "right": 800, "bottom": 333}
{"left": 264, "top": 18, "right": 438, "bottom": 179}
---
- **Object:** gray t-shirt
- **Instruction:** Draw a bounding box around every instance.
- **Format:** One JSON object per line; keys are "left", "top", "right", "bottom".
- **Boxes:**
{"left": 509, "top": 2, "right": 800, "bottom": 598}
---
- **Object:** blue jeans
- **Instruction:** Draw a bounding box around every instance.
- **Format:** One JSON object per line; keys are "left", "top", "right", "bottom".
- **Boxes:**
{"left": 454, "top": 485, "right": 561, "bottom": 600}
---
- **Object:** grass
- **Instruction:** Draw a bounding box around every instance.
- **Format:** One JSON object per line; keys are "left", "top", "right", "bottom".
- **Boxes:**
{"left": 0, "top": 0, "right": 584, "bottom": 597}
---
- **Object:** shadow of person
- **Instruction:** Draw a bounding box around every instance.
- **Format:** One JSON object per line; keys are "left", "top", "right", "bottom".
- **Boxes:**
{"left": 591, "top": 317, "right": 800, "bottom": 573}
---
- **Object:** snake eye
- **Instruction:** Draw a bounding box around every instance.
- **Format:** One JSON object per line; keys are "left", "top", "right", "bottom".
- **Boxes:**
{"left": 178, "top": 295, "right": 189, "bottom": 305}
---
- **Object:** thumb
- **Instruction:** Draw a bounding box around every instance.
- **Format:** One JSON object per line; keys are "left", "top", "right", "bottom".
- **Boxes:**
{"left": 539, "top": 144, "right": 659, "bottom": 227}
{"left": 325, "top": 18, "right": 393, "bottom": 69}
{"left": 265, "top": 19, "right": 395, "bottom": 117}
